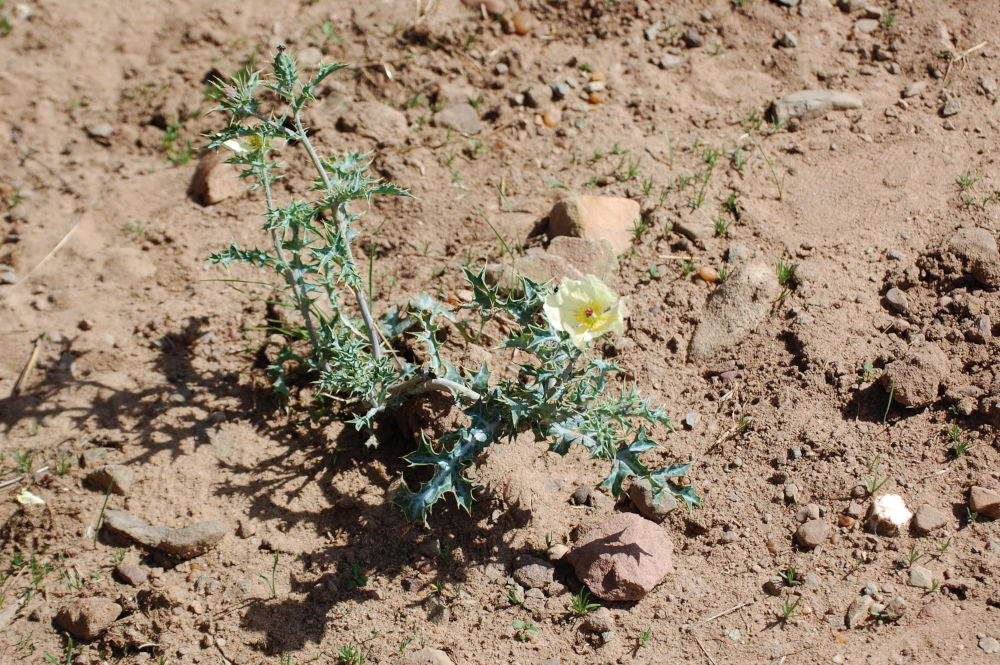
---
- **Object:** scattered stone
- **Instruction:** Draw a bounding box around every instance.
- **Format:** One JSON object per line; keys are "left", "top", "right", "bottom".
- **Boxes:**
{"left": 967, "top": 315, "right": 992, "bottom": 344}
{"left": 940, "top": 98, "right": 961, "bottom": 117}
{"left": 912, "top": 504, "right": 948, "bottom": 534}
{"left": 796, "top": 520, "right": 829, "bottom": 549}
{"left": 397, "top": 647, "right": 455, "bottom": 665}
{"left": 85, "top": 122, "right": 115, "bottom": 141}
{"left": 55, "top": 598, "right": 122, "bottom": 640}
{"left": 571, "top": 485, "right": 592, "bottom": 505}
{"left": 85, "top": 465, "right": 133, "bottom": 496}
{"left": 548, "top": 195, "right": 641, "bottom": 255}
{"left": 688, "top": 261, "right": 781, "bottom": 361}
{"left": 683, "top": 412, "right": 700, "bottom": 429}
{"left": 567, "top": 513, "right": 674, "bottom": 601}
{"left": 674, "top": 209, "right": 716, "bottom": 247}
{"left": 770, "top": 90, "right": 863, "bottom": 124}
{"left": 432, "top": 104, "right": 482, "bottom": 135}
{"left": 866, "top": 494, "right": 913, "bottom": 534}
{"left": 883, "top": 595, "right": 906, "bottom": 621}
{"left": 853, "top": 18, "right": 879, "bottom": 33}
{"left": 336, "top": 101, "right": 408, "bottom": 147}
{"left": 628, "top": 478, "right": 678, "bottom": 523}
{"left": 512, "top": 555, "right": 554, "bottom": 589}
{"left": 542, "top": 106, "right": 562, "bottom": 128}
{"left": 190, "top": 152, "right": 244, "bottom": 205}
{"left": 764, "top": 576, "right": 785, "bottom": 595}
{"left": 908, "top": 565, "right": 934, "bottom": 590}
{"left": 582, "top": 607, "right": 614, "bottom": 633}
{"left": 545, "top": 236, "right": 619, "bottom": 280}
{"left": 845, "top": 595, "right": 873, "bottom": 628}
{"left": 884, "top": 287, "right": 909, "bottom": 313}
{"left": 547, "top": 544, "right": 570, "bottom": 561}
{"left": 600, "top": 631, "right": 615, "bottom": 644}
{"left": 777, "top": 31, "right": 798, "bottom": 48}
{"left": 402, "top": 577, "right": 425, "bottom": 592}
{"left": 509, "top": 9, "right": 536, "bottom": 35}
{"left": 880, "top": 342, "right": 949, "bottom": 408}
{"left": 682, "top": 29, "right": 702, "bottom": 48}
{"left": 80, "top": 447, "right": 110, "bottom": 469}
{"left": 102, "top": 510, "right": 225, "bottom": 558}
{"left": 969, "top": 486, "right": 1000, "bottom": 518}
{"left": 902, "top": 81, "right": 928, "bottom": 98}
{"left": 980, "top": 637, "right": 1000, "bottom": 655}
{"left": 656, "top": 54, "right": 683, "bottom": 68}
{"left": 947, "top": 227, "right": 1000, "bottom": 289}
{"left": 461, "top": 0, "right": 504, "bottom": 14}
{"left": 727, "top": 244, "right": 749, "bottom": 264}
{"left": 114, "top": 564, "right": 148, "bottom": 586}
{"left": 524, "top": 83, "right": 552, "bottom": 108}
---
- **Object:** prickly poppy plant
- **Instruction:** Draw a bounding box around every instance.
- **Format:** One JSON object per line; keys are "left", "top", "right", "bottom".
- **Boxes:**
{"left": 207, "top": 50, "right": 698, "bottom": 524}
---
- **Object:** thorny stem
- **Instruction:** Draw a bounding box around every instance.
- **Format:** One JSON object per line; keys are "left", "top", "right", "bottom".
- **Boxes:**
{"left": 293, "top": 109, "right": 384, "bottom": 361}
{"left": 388, "top": 375, "right": 482, "bottom": 403}
{"left": 260, "top": 172, "right": 331, "bottom": 375}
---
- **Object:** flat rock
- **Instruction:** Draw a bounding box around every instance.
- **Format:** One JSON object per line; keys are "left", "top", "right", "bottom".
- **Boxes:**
{"left": 689, "top": 261, "right": 780, "bottom": 361}
{"left": 396, "top": 647, "right": 454, "bottom": 665}
{"left": 880, "top": 342, "right": 949, "bottom": 408}
{"left": 432, "top": 103, "right": 483, "bottom": 135}
{"left": 628, "top": 478, "right": 677, "bottom": 523}
{"left": 86, "top": 464, "right": 133, "bottom": 496}
{"left": 114, "top": 564, "right": 149, "bottom": 586}
{"left": 947, "top": 227, "right": 1000, "bottom": 289}
{"left": 548, "top": 196, "right": 641, "bottom": 255}
{"left": 484, "top": 251, "right": 582, "bottom": 293}
{"left": 770, "top": 89, "right": 862, "bottom": 125}
{"left": 582, "top": 607, "right": 614, "bottom": 633}
{"left": 902, "top": 81, "right": 928, "bottom": 98}
{"left": 512, "top": 555, "right": 554, "bottom": 589}
{"left": 337, "top": 101, "right": 408, "bottom": 147}
{"left": 80, "top": 447, "right": 111, "bottom": 469}
{"left": 884, "top": 287, "right": 908, "bottom": 313}
{"left": 796, "top": 519, "right": 829, "bottom": 549}
{"left": 190, "top": 152, "right": 244, "bottom": 205}
{"left": 853, "top": 18, "right": 880, "bottom": 32}
{"left": 981, "top": 637, "right": 1000, "bottom": 655}
{"left": 55, "top": 598, "right": 122, "bottom": 640}
{"left": 102, "top": 510, "right": 225, "bottom": 558}
{"left": 567, "top": 513, "right": 674, "bottom": 601}
{"left": 912, "top": 503, "right": 948, "bottom": 534}
{"left": 908, "top": 565, "right": 933, "bottom": 589}
{"left": 845, "top": 595, "right": 873, "bottom": 628}
{"left": 545, "top": 236, "right": 619, "bottom": 280}
{"left": 970, "top": 486, "right": 1000, "bottom": 518}
{"left": 674, "top": 208, "right": 716, "bottom": 247}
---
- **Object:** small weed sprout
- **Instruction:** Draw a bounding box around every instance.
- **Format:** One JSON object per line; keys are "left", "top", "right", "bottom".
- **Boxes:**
{"left": 712, "top": 215, "right": 734, "bottom": 238}
{"left": 633, "top": 216, "right": 649, "bottom": 240}
{"left": 905, "top": 545, "right": 923, "bottom": 568}
{"left": 512, "top": 619, "right": 539, "bottom": 642}
{"left": 935, "top": 538, "right": 951, "bottom": 556}
{"left": 947, "top": 421, "right": 970, "bottom": 457}
{"left": 111, "top": 549, "right": 126, "bottom": 565}
{"left": 778, "top": 593, "right": 800, "bottom": 620}
{"left": 571, "top": 587, "right": 600, "bottom": 616}
{"left": 260, "top": 551, "right": 280, "bottom": 598}
{"left": 637, "top": 626, "right": 652, "bottom": 647}
{"left": 163, "top": 121, "right": 194, "bottom": 166}
{"left": 857, "top": 361, "right": 876, "bottom": 385}
{"left": 864, "top": 453, "right": 890, "bottom": 495}
{"left": 206, "top": 50, "right": 699, "bottom": 525}
{"left": 336, "top": 644, "right": 367, "bottom": 665}
{"left": 775, "top": 256, "right": 797, "bottom": 287}
{"left": 14, "top": 450, "right": 33, "bottom": 474}
{"left": 348, "top": 563, "right": 368, "bottom": 589}
{"left": 779, "top": 566, "right": 802, "bottom": 587}
{"left": 966, "top": 507, "right": 978, "bottom": 524}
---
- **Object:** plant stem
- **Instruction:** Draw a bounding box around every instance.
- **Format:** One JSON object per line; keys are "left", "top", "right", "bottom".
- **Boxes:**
{"left": 388, "top": 375, "right": 481, "bottom": 403}
{"left": 293, "top": 109, "right": 384, "bottom": 361}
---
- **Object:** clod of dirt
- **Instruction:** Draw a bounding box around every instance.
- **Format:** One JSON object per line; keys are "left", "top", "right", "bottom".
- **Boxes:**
{"left": 880, "top": 342, "right": 949, "bottom": 408}
{"left": 396, "top": 647, "right": 455, "bottom": 665}
{"left": 582, "top": 606, "right": 614, "bottom": 633}
{"left": 80, "top": 447, "right": 110, "bottom": 468}
{"left": 769, "top": 89, "right": 863, "bottom": 125}
{"left": 512, "top": 555, "right": 554, "bottom": 589}
{"left": 54, "top": 597, "right": 122, "bottom": 640}
{"left": 911, "top": 503, "right": 948, "bottom": 535}
{"left": 432, "top": 103, "right": 483, "bottom": 135}
{"left": 548, "top": 195, "right": 641, "bottom": 255}
{"left": 845, "top": 595, "right": 874, "bottom": 628}
{"left": 946, "top": 227, "right": 1000, "bottom": 290}
{"left": 102, "top": 510, "right": 225, "bottom": 558}
{"left": 567, "top": 512, "right": 674, "bottom": 601}
{"left": 969, "top": 486, "right": 1000, "bottom": 518}
{"left": 85, "top": 464, "right": 133, "bottom": 495}
{"left": 688, "top": 261, "right": 780, "bottom": 362}
{"left": 908, "top": 565, "right": 934, "bottom": 590}
{"left": 189, "top": 152, "right": 244, "bottom": 205}
{"left": 796, "top": 519, "right": 829, "bottom": 549}
{"left": 627, "top": 477, "right": 677, "bottom": 522}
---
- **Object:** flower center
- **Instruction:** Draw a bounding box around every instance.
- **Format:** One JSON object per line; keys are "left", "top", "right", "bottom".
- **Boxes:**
{"left": 584, "top": 306, "right": 594, "bottom": 318}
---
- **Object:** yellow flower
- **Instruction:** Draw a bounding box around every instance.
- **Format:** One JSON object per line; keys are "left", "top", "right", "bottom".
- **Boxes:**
{"left": 543, "top": 274, "right": 627, "bottom": 349}
{"left": 222, "top": 134, "right": 266, "bottom": 154}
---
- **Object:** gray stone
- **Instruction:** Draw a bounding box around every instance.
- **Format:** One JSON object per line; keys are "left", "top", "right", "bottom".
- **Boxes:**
{"left": 432, "top": 103, "right": 483, "bottom": 135}
{"left": 0, "top": 269, "right": 17, "bottom": 284}
{"left": 902, "top": 81, "right": 928, "bottom": 98}
{"left": 102, "top": 510, "right": 226, "bottom": 558}
{"left": 397, "top": 647, "right": 455, "bottom": 665}
{"left": 512, "top": 555, "right": 554, "bottom": 589}
{"left": 884, "top": 595, "right": 906, "bottom": 621}
{"left": 524, "top": 83, "right": 552, "bottom": 108}
{"left": 853, "top": 18, "right": 879, "bottom": 33}
{"left": 880, "top": 342, "right": 949, "bottom": 408}
{"left": 940, "top": 98, "right": 961, "bottom": 117}
{"left": 86, "top": 465, "right": 133, "bottom": 496}
{"left": 796, "top": 520, "right": 829, "bottom": 548}
{"left": 967, "top": 314, "right": 992, "bottom": 343}
{"left": 845, "top": 595, "right": 873, "bottom": 628}
{"left": 908, "top": 565, "right": 933, "bottom": 590}
{"left": 912, "top": 503, "right": 948, "bottom": 534}
{"left": 55, "top": 598, "right": 121, "bottom": 640}
{"left": 980, "top": 637, "right": 1000, "bottom": 655}
{"left": 656, "top": 54, "right": 683, "bottom": 69}
{"left": 947, "top": 227, "right": 1000, "bottom": 289}
{"left": 85, "top": 122, "right": 115, "bottom": 140}
{"left": 770, "top": 89, "right": 863, "bottom": 125}
{"left": 689, "top": 261, "right": 781, "bottom": 361}
{"left": 970, "top": 486, "right": 1000, "bottom": 518}
{"left": 980, "top": 76, "right": 998, "bottom": 96}
{"left": 727, "top": 244, "right": 749, "bottom": 264}
{"left": 884, "top": 287, "right": 909, "bottom": 313}
{"left": 683, "top": 412, "right": 700, "bottom": 429}
{"left": 548, "top": 196, "right": 640, "bottom": 255}
{"left": 80, "top": 447, "right": 110, "bottom": 469}
{"left": 582, "top": 607, "right": 614, "bottom": 633}
{"left": 628, "top": 478, "right": 678, "bottom": 523}
{"left": 682, "top": 29, "right": 702, "bottom": 48}
{"left": 567, "top": 513, "right": 674, "bottom": 601}
{"left": 114, "top": 564, "right": 148, "bottom": 586}
{"left": 571, "top": 485, "right": 591, "bottom": 505}
{"left": 778, "top": 31, "right": 798, "bottom": 48}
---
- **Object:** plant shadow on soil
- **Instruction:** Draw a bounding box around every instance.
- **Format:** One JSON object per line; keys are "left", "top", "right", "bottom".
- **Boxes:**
{"left": 0, "top": 316, "right": 540, "bottom": 656}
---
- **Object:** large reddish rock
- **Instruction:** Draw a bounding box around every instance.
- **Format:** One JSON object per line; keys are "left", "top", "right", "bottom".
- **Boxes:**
{"left": 55, "top": 597, "right": 121, "bottom": 640}
{"left": 548, "top": 195, "right": 640, "bottom": 255}
{"left": 566, "top": 512, "right": 674, "bottom": 601}
{"left": 880, "top": 342, "right": 949, "bottom": 408}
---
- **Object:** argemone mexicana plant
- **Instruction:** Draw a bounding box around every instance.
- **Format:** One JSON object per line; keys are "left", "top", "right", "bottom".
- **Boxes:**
{"left": 206, "top": 49, "right": 698, "bottom": 524}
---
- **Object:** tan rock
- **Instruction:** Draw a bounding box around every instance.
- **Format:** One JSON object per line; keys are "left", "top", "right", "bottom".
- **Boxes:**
{"left": 190, "top": 152, "right": 244, "bottom": 205}
{"left": 548, "top": 196, "right": 641, "bottom": 255}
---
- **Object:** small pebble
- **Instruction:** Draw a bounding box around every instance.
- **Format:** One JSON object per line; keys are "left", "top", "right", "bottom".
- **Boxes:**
{"left": 698, "top": 266, "right": 718, "bottom": 283}
{"left": 510, "top": 10, "right": 536, "bottom": 35}
{"left": 542, "top": 107, "right": 561, "bottom": 128}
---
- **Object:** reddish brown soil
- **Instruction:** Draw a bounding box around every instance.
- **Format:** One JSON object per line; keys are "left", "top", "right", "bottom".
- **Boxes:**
{"left": 1, "top": 1, "right": 999, "bottom": 664}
